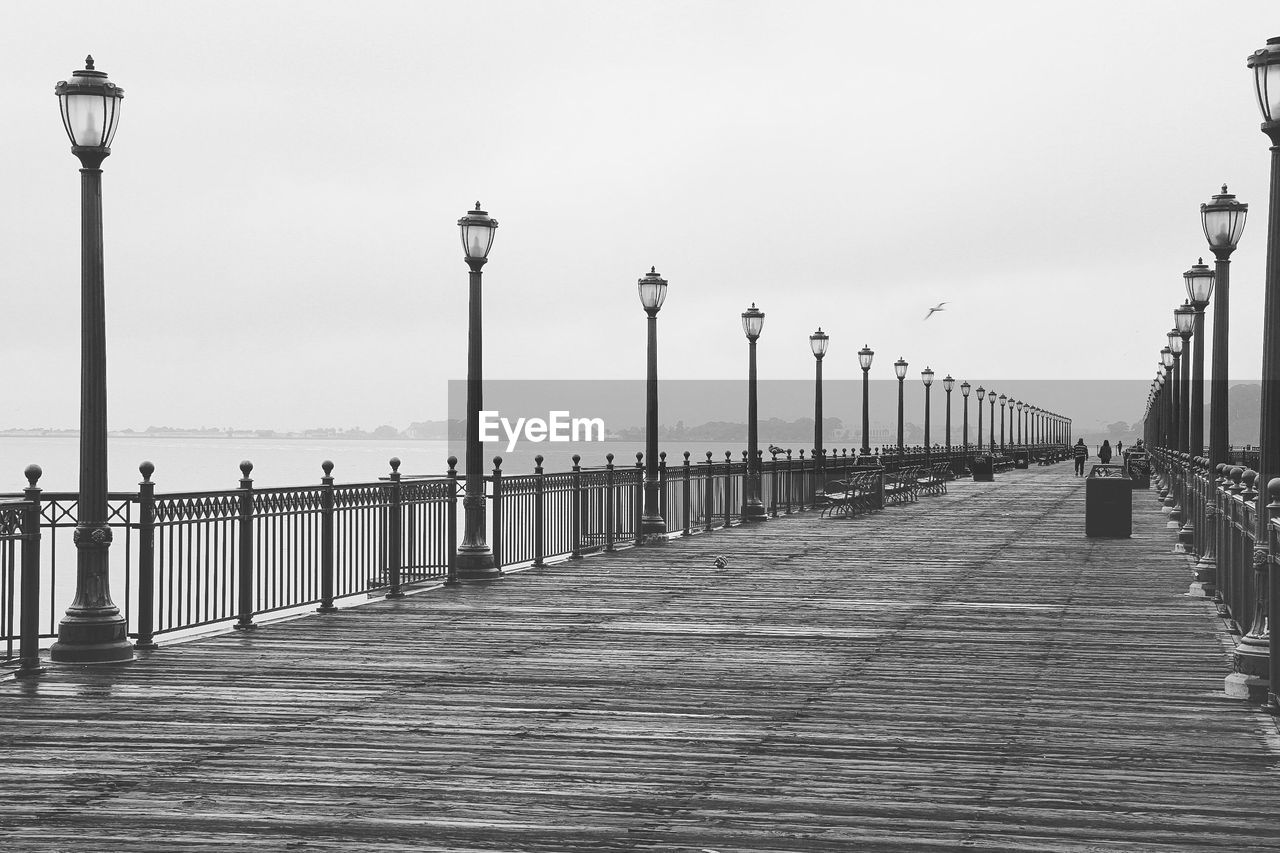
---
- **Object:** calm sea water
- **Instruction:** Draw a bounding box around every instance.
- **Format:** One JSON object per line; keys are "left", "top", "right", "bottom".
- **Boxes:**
{"left": 0, "top": 436, "right": 792, "bottom": 494}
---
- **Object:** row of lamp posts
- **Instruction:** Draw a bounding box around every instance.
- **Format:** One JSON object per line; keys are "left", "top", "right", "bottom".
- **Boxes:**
{"left": 45, "top": 54, "right": 1073, "bottom": 666}
{"left": 1138, "top": 34, "right": 1280, "bottom": 712}
{"left": 1142, "top": 186, "right": 1254, "bottom": 698}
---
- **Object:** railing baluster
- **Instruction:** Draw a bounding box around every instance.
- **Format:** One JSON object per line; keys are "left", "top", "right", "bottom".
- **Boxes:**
{"left": 386, "top": 458, "right": 405, "bottom": 598}
{"left": 446, "top": 456, "right": 459, "bottom": 585}
{"left": 634, "top": 452, "right": 644, "bottom": 547}
{"left": 604, "top": 454, "right": 616, "bottom": 553}
{"left": 703, "top": 452, "right": 714, "bottom": 532}
{"left": 534, "top": 455, "right": 545, "bottom": 567}
{"left": 491, "top": 457, "right": 504, "bottom": 570}
{"left": 235, "top": 461, "right": 257, "bottom": 631}
{"left": 681, "top": 452, "right": 691, "bottom": 537}
{"left": 658, "top": 451, "right": 668, "bottom": 532}
{"left": 17, "top": 465, "right": 44, "bottom": 678}
{"left": 570, "top": 455, "right": 583, "bottom": 559}
{"left": 135, "top": 462, "right": 158, "bottom": 649}
{"left": 318, "top": 461, "right": 337, "bottom": 614}
{"left": 770, "top": 450, "right": 780, "bottom": 518}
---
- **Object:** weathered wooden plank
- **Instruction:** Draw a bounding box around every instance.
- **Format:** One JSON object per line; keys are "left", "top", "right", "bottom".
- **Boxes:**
{"left": 1, "top": 464, "right": 1279, "bottom": 851}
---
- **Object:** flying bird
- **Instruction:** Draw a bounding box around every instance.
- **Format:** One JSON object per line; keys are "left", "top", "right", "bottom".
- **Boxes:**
{"left": 924, "top": 302, "right": 948, "bottom": 320}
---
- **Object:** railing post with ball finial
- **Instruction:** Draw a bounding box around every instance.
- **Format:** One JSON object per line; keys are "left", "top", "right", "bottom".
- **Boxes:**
{"left": 318, "top": 461, "right": 337, "bottom": 614}
{"left": 235, "top": 461, "right": 257, "bottom": 631}
{"left": 387, "top": 458, "right": 404, "bottom": 599}
{"left": 135, "top": 461, "right": 157, "bottom": 649}
{"left": 17, "top": 465, "right": 46, "bottom": 677}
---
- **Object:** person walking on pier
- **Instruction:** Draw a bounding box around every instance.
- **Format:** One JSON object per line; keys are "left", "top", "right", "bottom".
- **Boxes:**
{"left": 1098, "top": 440, "right": 1112, "bottom": 464}
{"left": 1073, "top": 438, "right": 1089, "bottom": 476}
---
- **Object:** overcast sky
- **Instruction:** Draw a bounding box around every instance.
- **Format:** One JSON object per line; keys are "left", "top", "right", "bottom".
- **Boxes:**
{"left": 1, "top": 2, "right": 1276, "bottom": 431}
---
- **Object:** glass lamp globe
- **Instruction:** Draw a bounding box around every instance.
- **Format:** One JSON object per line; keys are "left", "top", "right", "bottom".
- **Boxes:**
{"left": 458, "top": 202, "right": 498, "bottom": 261}
{"left": 809, "top": 327, "right": 829, "bottom": 358}
{"left": 637, "top": 267, "right": 667, "bottom": 313}
{"left": 741, "top": 303, "right": 765, "bottom": 340}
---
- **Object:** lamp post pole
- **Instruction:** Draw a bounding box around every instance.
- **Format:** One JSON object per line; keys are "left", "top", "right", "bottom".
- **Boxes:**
{"left": 999, "top": 394, "right": 1007, "bottom": 452}
{"left": 639, "top": 268, "right": 668, "bottom": 539}
{"left": 455, "top": 203, "right": 502, "bottom": 581}
{"left": 1237, "top": 37, "right": 1280, "bottom": 706}
{"left": 1160, "top": 348, "right": 1173, "bottom": 449}
{"left": 961, "top": 381, "right": 971, "bottom": 458}
{"left": 943, "top": 375, "right": 954, "bottom": 456}
{"left": 742, "top": 304, "right": 767, "bottom": 521}
{"left": 921, "top": 368, "right": 935, "bottom": 463}
{"left": 976, "top": 386, "right": 985, "bottom": 451}
{"left": 811, "top": 328, "right": 828, "bottom": 481}
{"left": 894, "top": 357, "right": 908, "bottom": 453}
{"left": 859, "top": 346, "right": 874, "bottom": 455}
{"left": 49, "top": 56, "right": 132, "bottom": 664}
{"left": 1015, "top": 400, "right": 1023, "bottom": 446}
{"left": 1202, "top": 186, "right": 1248, "bottom": 468}
{"left": 1184, "top": 262, "right": 1214, "bottom": 457}
{"left": 1176, "top": 304, "right": 1195, "bottom": 455}
{"left": 1168, "top": 330, "right": 1184, "bottom": 454}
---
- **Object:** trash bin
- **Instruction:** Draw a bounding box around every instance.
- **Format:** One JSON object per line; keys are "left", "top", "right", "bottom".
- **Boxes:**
{"left": 1124, "top": 450, "right": 1151, "bottom": 490}
{"left": 971, "top": 455, "right": 994, "bottom": 482}
{"left": 1013, "top": 450, "right": 1030, "bottom": 469}
{"left": 1085, "top": 464, "right": 1132, "bottom": 537}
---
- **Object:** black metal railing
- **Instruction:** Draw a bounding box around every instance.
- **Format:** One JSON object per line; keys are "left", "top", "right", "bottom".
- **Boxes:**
{"left": 1148, "top": 447, "right": 1270, "bottom": 700}
{"left": 3, "top": 442, "right": 1067, "bottom": 670}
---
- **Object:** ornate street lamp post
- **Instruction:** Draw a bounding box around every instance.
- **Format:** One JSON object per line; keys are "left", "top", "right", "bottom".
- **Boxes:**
{"left": 1160, "top": 347, "right": 1174, "bottom": 449}
{"left": 810, "top": 328, "right": 829, "bottom": 479}
{"left": 894, "top": 357, "right": 908, "bottom": 452}
{"left": 49, "top": 56, "right": 132, "bottom": 663}
{"left": 1167, "top": 329, "right": 1184, "bottom": 453}
{"left": 961, "top": 381, "right": 971, "bottom": 453}
{"left": 1015, "top": 399, "right": 1024, "bottom": 446}
{"left": 1184, "top": 260, "right": 1215, "bottom": 457}
{"left": 921, "top": 367, "right": 935, "bottom": 461}
{"left": 975, "top": 385, "right": 985, "bottom": 450}
{"left": 455, "top": 202, "right": 502, "bottom": 580}
{"left": 998, "top": 394, "right": 1007, "bottom": 452}
{"left": 1157, "top": 370, "right": 1168, "bottom": 450}
{"left": 1201, "top": 186, "right": 1248, "bottom": 467}
{"left": 1176, "top": 305, "right": 1195, "bottom": 453}
{"left": 858, "top": 345, "right": 874, "bottom": 455}
{"left": 988, "top": 390, "right": 997, "bottom": 452}
{"left": 943, "top": 374, "right": 955, "bottom": 453}
{"left": 742, "top": 304, "right": 768, "bottom": 521}
{"left": 638, "top": 267, "right": 668, "bottom": 539}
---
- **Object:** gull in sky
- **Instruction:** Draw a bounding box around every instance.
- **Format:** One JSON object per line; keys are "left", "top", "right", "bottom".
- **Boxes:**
{"left": 924, "top": 302, "right": 948, "bottom": 320}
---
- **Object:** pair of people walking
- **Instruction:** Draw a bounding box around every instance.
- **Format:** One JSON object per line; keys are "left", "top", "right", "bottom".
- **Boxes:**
{"left": 1073, "top": 438, "right": 1113, "bottom": 475}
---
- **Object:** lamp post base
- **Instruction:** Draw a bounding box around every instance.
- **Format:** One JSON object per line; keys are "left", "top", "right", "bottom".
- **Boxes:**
{"left": 455, "top": 547, "right": 503, "bottom": 581}
{"left": 639, "top": 516, "right": 668, "bottom": 544}
{"left": 49, "top": 611, "right": 134, "bottom": 664}
{"left": 1226, "top": 637, "right": 1270, "bottom": 701}
{"left": 742, "top": 500, "right": 768, "bottom": 522}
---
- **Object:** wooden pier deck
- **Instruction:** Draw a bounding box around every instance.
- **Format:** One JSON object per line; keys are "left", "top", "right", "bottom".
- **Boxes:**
{"left": 3, "top": 463, "right": 1280, "bottom": 851}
